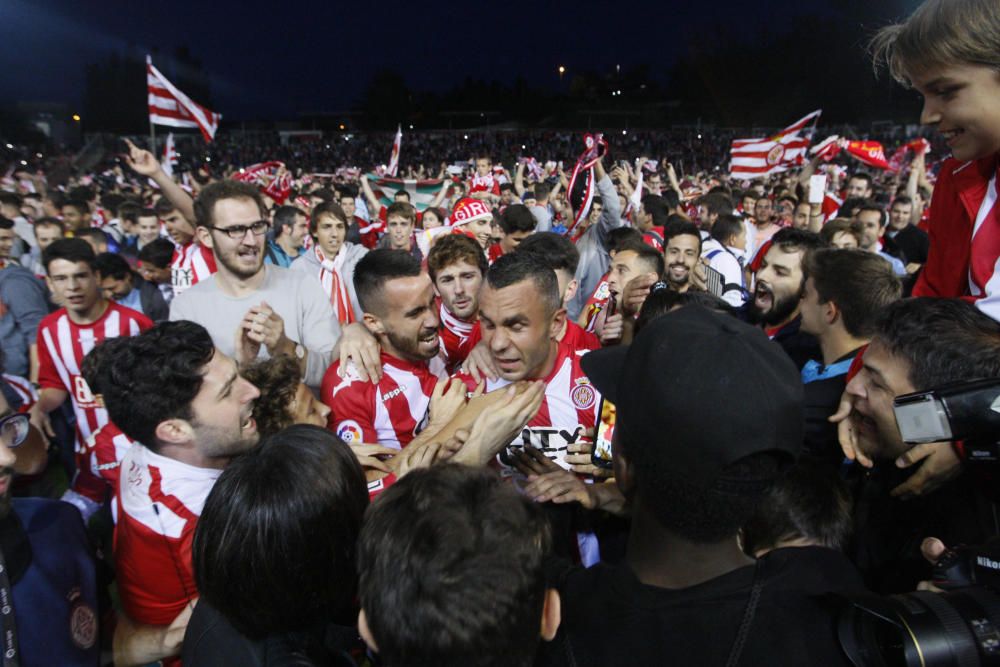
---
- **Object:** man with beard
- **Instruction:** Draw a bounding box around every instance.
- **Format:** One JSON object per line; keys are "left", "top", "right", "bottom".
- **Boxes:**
{"left": 663, "top": 222, "right": 702, "bottom": 293}
{"left": 749, "top": 228, "right": 824, "bottom": 370}
{"left": 98, "top": 321, "right": 261, "bottom": 665}
{"left": 321, "top": 249, "right": 448, "bottom": 450}
{"left": 170, "top": 180, "right": 340, "bottom": 389}
{"left": 0, "top": 386, "right": 99, "bottom": 666}
{"left": 428, "top": 234, "right": 488, "bottom": 370}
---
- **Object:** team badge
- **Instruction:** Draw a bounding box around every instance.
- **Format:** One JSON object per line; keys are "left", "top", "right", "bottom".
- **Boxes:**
{"left": 594, "top": 281, "right": 611, "bottom": 301}
{"left": 68, "top": 588, "right": 97, "bottom": 650}
{"left": 570, "top": 379, "right": 596, "bottom": 410}
{"left": 766, "top": 144, "right": 786, "bottom": 167}
{"left": 336, "top": 420, "right": 364, "bottom": 444}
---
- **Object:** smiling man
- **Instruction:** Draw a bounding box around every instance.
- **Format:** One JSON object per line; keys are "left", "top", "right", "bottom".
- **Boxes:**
{"left": 662, "top": 222, "right": 702, "bottom": 293}
{"left": 99, "top": 321, "right": 260, "bottom": 666}
{"left": 871, "top": 0, "right": 1000, "bottom": 321}
{"left": 170, "top": 180, "right": 341, "bottom": 389}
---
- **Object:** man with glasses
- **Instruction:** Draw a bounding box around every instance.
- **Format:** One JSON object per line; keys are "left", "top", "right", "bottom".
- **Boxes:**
{"left": 0, "top": 388, "right": 100, "bottom": 666}
{"left": 170, "top": 181, "right": 340, "bottom": 389}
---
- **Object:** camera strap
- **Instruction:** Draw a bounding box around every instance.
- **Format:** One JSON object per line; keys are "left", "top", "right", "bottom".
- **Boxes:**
{"left": 0, "top": 548, "right": 20, "bottom": 667}
{"left": 725, "top": 560, "right": 764, "bottom": 667}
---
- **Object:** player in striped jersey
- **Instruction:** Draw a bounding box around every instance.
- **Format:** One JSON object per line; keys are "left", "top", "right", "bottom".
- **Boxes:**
{"left": 322, "top": 249, "right": 448, "bottom": 450}
{"left": 454, "top": 252, "right": 600, "bottom": 472}
{"left": 29, "top": 239, "right": 152, "bottom": 519}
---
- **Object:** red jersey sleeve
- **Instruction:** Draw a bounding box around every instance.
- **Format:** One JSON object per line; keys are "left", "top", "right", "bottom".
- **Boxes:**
{"left": 321, "top": 361, "right": 378, "bottom": 444}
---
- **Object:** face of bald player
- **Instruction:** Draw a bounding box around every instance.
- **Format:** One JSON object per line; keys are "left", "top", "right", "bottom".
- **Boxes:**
{"left": 478, "top": 279, "right": 564, "bottom": 382}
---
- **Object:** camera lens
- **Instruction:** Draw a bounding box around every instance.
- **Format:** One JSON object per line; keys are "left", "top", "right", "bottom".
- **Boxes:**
{"left": 838, "top": 589, "right": 1000, "bottom": 666}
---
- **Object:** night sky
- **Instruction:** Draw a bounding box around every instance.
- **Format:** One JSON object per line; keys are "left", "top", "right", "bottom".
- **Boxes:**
{"left": 3, "top": 0, "right": 899, "bottom": 120}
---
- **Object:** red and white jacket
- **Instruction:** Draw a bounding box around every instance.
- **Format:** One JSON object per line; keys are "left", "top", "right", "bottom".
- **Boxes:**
{"left": 913, "top": 154, "right": 1000, "bottom": 322}
{"left": 453, "top": 341, "right": 600, "bottom": 472}
{"left": 170, "top": 241, "right": 217, "bottom": 297}
{"left": 114, "top": 443, "right": 218, "bottom": 659}
{"left": 85, "top": 421, "right": 137, "bottom": 521}
{"left": 321, "top": 351, "right": 448, "bottom": 449}
{"left": 36, "top": 303, "right": 153, "bottom": 503}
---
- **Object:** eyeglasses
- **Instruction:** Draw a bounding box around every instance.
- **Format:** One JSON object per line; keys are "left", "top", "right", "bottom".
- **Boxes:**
{"left": 0, "top": 413, "right": 30, "bottom": 448}
{"left": 207, "top": 220, "right": 270, "bottom": 239}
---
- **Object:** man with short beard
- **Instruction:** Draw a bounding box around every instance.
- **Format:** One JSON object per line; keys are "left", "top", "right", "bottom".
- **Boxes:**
{"left": 170, "top": 180, "right": 341, "bottom": 389}
{"left": 428, "top": 234, "right": 488, "bottom": 370}
{"left": 99, "top": 321, "right": 261, "bottom": 666}
{"left": 321, "top": 249, "right": 447, "bottom": 450}
{"left": 749, "top": 228, "right": 824, "bottom": 369}
{"left": 663, "top": 223, "right": 702, "bottom": 293}
{"left": 0, "top": 388, "right": 100, "bottom": 666}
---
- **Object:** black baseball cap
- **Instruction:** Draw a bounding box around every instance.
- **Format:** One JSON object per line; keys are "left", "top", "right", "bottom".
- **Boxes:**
{"left": 581, "top": 305, "right": 803, "bottom": 488}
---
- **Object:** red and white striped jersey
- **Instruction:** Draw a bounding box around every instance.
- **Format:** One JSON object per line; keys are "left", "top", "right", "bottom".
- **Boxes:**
{"left": 85, "top": 421, "right": 137, "bottom": 521}
{"left": 170, "top": 241, "right": 217, "bottom": 297}
{"left": 438, "top": 301, "right": 481, "bottom": 371}
{"left": 561, "top": 320, "right": 600, "bottom": 352}
{"left": 453, "top": 341, "right": 600, "bottom": 471}
{"left": 2, "top": 374, "right": 37, "bottom": 412}
{"left": 321, "top": 352, "right": 448, "bottom": 449}
{"left": 580, "top": 275, "right": 612, "bottom": 333}
{"left": 114, "top": 443, "right": 219, "bottom": 640}
{"left": 36, "top": 302, "right": 153, "bottom": 503}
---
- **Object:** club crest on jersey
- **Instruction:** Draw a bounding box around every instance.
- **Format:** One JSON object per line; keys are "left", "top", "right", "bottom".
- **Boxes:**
{"left": 571, "top": 378, "right": 596, "bottom": 410}
{"left": 593, "top": 281, "right": 611, "bottom": 301}
{"left": 336, "top": 420, "right": 363, "bottom": 444}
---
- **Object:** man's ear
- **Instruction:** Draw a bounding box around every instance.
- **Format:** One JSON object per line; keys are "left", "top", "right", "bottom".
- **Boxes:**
{"left": 824, "top": 300, "right": 840, "bottom": 327}
{"left": 363, "top": 312, "right": 385, "bottom": 338}
{"left": 358, "top": 609, "right": 379, "bottom": 653}
{"left": 540, "top": 589, "right": 562, "bottom": 642}
{"left": 154, "top": 418, "right": 194, "bottom": 447}
{"left": 195, "top": 226, "right": 214, "bottom": 250}
{"left": 549, "top": 307, "right": 567, "bottom": 341}
{"left": 563, "top": 279, "right": 579, "bottom": 305}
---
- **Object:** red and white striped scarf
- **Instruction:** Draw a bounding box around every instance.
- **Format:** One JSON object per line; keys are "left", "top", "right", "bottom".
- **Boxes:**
{"left": 315, "top": 245, "right": 356, "bottom": 325}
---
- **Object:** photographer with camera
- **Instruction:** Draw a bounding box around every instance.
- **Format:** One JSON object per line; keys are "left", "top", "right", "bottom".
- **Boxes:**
{"left": 838, "top": 298, "right": 1000, "bottom": 594}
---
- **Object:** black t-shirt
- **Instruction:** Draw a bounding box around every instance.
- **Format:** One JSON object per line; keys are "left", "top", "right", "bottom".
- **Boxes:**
{"left": 801, "top": 349, "right": 862, "bottom": 468}
{"left": 535, "top": 547, "right": 864, "bottom": 667}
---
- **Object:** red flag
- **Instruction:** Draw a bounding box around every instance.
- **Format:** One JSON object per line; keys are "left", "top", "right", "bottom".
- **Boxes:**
{"left": 845, "top": 141, "right": 889, "bottom": 170}
{"left": 147, "top": 56, "right": 222, "bottom": 142}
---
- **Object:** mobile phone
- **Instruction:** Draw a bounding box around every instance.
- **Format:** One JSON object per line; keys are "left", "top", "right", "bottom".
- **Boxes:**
{"left": 808, "top": 175, "right": 827, "bottom": 205}
{"left": 591, "top": 396, "right": 616, "bottom": 469}
{"left": 704, "top": 264, "right": 726, "bottom": 298}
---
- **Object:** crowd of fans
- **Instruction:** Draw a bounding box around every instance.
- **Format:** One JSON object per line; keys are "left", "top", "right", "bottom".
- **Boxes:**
{"left": 0, "top": 0, "right": 999, "bottom": 665}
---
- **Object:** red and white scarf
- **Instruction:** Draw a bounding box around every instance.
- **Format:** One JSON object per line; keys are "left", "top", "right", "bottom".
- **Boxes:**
{"left": 315, "top": 246, "right": 356, "bottom": 325}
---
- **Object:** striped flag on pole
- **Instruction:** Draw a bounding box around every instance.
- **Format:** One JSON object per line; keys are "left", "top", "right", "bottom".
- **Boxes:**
{"left": 161, "top": 133, "right": 178, "bottom": 176}
{"left": 147, "top": 55, "right": 222, "bottom": 142}
{"left": 387, "top": 125, "right": 402, "bottom": 177}
{"left": 365, "top": 174, "right": 444, "bottom": 212}
{"left": 729, "top": 110, "right": 821, "bottom": 180}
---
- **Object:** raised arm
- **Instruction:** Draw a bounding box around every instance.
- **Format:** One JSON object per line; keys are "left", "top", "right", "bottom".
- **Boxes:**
{"left": 124, "top": 139, "right": 196, "bottom": 224}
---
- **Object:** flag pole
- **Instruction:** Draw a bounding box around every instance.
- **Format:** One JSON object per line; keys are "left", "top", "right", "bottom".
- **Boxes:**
{"left": 149, "top": 120, "right": 156, "bottom": 154}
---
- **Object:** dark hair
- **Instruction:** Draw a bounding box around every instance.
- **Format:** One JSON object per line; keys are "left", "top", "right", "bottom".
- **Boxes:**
{"left": 874, "top": 297, "right": 1000, "bottom": 390}
{"left": 138, "top": 237, "right": 176, "bottom": 269}
{"left": 62, "top": 200, "right": 90, "bottom": 217}
{"left": 310, "top": 201, "right": 347, "bottom": 236}
{"left": 353, "top": 248, "right": 422, "bottom": 314}
{"left": 662, "top": 189, "right": 680, "bottom": 211}
{"left": 837, "top": 197, "right": 867, "bottom": 219}
{"left": 891, "top": 195, "right": 913, "bottom": 208}
{"left": 271, "top": 205, "right": 302, "bottom": 237}
{"left": 311, "top": 187, "right": 336, "bottom": 203}
{"left": 0, "top": 217, "right": 11, "bottom": 231}
{"left": 42, "top": 238, "right": 96, "bottom": 271}
{"left": 117, "top": 202, "right": 142, "bottom": 226}
{"left": 698, "top": 192, "right": 734, "bottom": 219}
{"left": 427, "top": 234, "right": 488, "bottom": 282}
{"left": 358, "top": 465, "right": 551, "bottom": 667}
{"left": 74, "top": 227, "right": 109, "bottom": 247}
{"left": 386, "top": 201, "right": 416, "bottom": 224}
{"left": 606, "top": 227, "right": 643, "bottom": 253}
{"left": 499, "top": 204, "right": 537, "bottom": 235}
{"left": 93, "top": 252, "right": 133, "bottom": 281}
{"left": 421, "top": 206, "right": 444, "bottom": 225}
{"left": 194, "top": 425, "right": 368, "bottom": 639}
{"left": 635, "top": 289, "right": 735, "bottom": 333}
{"left": 33, "top": 216, "right": 65, "bottom": 235}
{"left": 499, "top": 182, "right": 515, "bottom": 194}
{"left": 193, "top": 180, "right": 267, "bottom": 229}
{"left": 621, "top": 243, "right": 665, "bottom": 278}
{"left": 802, "top": 249, "right": 901, "bottom": 338}
{"left": 664, "top": 221, "right": 702, "bottom": 253}
{"left": 856, "top": 199, "right": 887, "bottom": 227}
{"left": 153, "top": 197, "right": 177, "bottom": 217}
{"left": 393, "top": 190, "right": 412, "bottom": 202}
{"left": 0, "top": 192, "right": 21, "bottom": 209}
{"left": 848, "top": 172, "right": 874, "bottom": 188}
{"left": 770, "top": 227, "right": 825, "bottom": 255}
{"left": 819, "top": 218, "right": 863, "bottom": 246}
{"left": 239, "top": 356, "right": 302, "bottom": 438}
{"left": 710, "top": 213, "right": 744, "bottom": 247}
{"left": 100, "top": 321, "right": 215, "bottom": 449}
{"left": 486, "top": 251, "right": 561, "bottom": 316}
{"left": 69, "top": 185, "right": 95, "bottom": 203}
{"left": 514, "top": 231, "right": 580, "bottom": 276}
{"left": 534, "top": 182, "right": 551, "bottom": 201}
{"left": 641, "top": 194, "right": 670, "bottom": 227}
{"left": 741, "top": 463, "right": 853, "bottom": 555}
